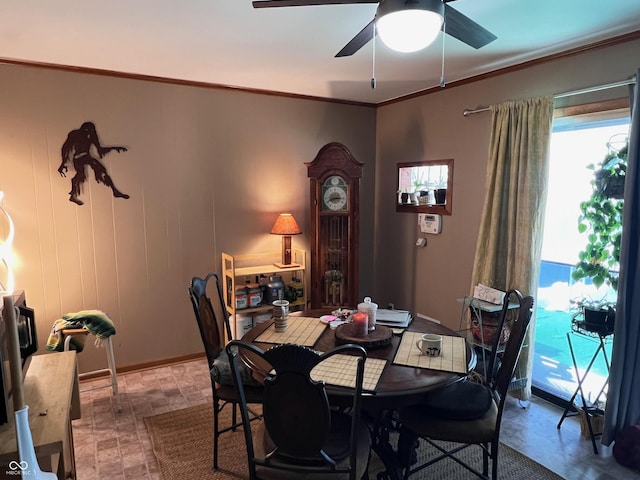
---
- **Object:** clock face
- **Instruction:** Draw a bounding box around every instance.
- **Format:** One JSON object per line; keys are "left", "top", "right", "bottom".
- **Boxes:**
{"left": 322, "top": 176, "right": 348, "bottom": 212}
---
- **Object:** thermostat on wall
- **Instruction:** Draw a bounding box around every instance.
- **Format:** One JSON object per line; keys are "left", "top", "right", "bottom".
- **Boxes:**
{"left": 418, "top": 214, "right": 442, "bottom": 234}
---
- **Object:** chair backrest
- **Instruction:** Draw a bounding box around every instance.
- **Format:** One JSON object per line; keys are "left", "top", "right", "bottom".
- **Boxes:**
{"left": 490, "top": 290, "right": 534, "bottom": 406}
{"left": 227, "top": 340, "right": 367, "bottom": 479}
{"left": 189, "top": 272, "right": 232, "bottom": 364}
{"left": 484, "top": 289, "right": 522, "bottom": 385}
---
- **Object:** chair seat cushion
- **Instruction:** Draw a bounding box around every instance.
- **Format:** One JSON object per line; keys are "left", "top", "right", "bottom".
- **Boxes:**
{"left": 211, "top": 354, "right": 262, "bottom": 387}
{"left": 400, "top": 398, "right": 499, "bottom": 444}
{"left": 420, "top": 380, "right": 493, "bottom": 420}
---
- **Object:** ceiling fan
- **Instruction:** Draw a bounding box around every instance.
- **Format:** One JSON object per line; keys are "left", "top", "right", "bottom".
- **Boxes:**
{"left": 252, "top": 0, "right": 497, "bottom": 57}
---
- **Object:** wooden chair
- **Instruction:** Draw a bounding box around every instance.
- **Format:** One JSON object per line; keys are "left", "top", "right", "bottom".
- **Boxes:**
{"left": 226, "top": 340, "right": 372, "bottom": 480}
{"left": 188, "top": 272, "right": 262, "bottom": 470}
{"left": 397, "top": 290, "right": 534, "bottom": 480}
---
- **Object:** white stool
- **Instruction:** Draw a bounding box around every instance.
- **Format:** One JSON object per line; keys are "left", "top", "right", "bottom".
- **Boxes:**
{"left": 62, "top": 328, "right": 121, "bottom": 411}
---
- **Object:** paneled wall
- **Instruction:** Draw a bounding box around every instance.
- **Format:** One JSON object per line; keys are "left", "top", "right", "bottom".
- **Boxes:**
{"left": 0, "top": 64, "right": 376, "bottom": 373}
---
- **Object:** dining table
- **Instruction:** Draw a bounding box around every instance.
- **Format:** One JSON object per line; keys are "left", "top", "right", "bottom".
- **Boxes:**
{"left": 240, "top": 308, "right": 477, "bottom": 480}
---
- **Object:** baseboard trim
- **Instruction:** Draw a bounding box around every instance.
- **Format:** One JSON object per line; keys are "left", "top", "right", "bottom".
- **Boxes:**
{"left": 78, "top": 352, "right": 207, "bottom": 381}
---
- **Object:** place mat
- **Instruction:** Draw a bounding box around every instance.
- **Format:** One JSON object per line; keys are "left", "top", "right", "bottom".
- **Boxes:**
{"left": 394, "top": 331, "right": 468, "bottom": 374}
{"left": 254, "top": 316, "right": 327, "bottom": 347}
{"left": 311, "top": 354, "right": 387, "bottom": 392}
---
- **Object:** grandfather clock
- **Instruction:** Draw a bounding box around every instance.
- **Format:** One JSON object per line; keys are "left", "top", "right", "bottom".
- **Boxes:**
{"left": 306, "top": 142, "right": 363, "bottom": 309}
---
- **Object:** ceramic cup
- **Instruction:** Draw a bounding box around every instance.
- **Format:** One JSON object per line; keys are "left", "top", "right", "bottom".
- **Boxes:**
{"left": 272, "top": 299, "right": 289, "bottom": 318}
{"left": 416, "top": 333, "right": 442, "bottom": 357}
{"left": 272, "top": 300, "right": 289, "bottom": 332}
{"left": 274, "top": 320, "right": 288, "bottom": 333}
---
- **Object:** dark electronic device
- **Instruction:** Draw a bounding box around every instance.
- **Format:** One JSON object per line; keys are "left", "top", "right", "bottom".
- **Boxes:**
{"left": 0, "top": 293, "right": 38, "bottom": 424}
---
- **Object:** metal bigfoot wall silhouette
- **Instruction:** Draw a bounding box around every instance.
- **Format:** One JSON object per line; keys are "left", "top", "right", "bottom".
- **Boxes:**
{"left": 58, "top": 122, "right": 129, "bottom": 206}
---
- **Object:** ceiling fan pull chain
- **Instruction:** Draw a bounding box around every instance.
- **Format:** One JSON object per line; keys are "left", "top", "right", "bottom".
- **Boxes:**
{"left": 440, "top": 16, "right": 446, "bottom": 87}
{"left": 371, "top": 22, "right": 377, "bottom": 89}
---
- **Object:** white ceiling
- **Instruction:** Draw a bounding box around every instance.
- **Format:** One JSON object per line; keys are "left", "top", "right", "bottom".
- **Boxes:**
{"left": 1, "top": 0, "right": 639, "bottom": 105}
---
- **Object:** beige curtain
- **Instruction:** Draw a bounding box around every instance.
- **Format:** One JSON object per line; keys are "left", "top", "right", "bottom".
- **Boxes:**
{"left": 471, "top": 96, "right": 554, "bottom": 400}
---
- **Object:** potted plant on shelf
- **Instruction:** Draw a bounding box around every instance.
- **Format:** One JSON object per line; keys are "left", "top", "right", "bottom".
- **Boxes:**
{"left": 570, "top": 139, "right": 627, "bottom": 334}
{"left": 429, "top": 177, "right": 447, "bottom": 205}
{"left": 407, "top": 181, "right": 420, "bottom": 205}
{"left": 412, "top": 180, "right": 430, "bottom": 205}
{"left": 410, "top": 169, "right": 427, "bottom": 205}
{"left": 397, "top": 188, "right": 410, "bottom": 205}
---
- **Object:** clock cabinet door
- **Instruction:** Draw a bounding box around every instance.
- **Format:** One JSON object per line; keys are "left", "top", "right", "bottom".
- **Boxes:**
{"left": 318, "top": 215, "right": 352, "bottom": 307}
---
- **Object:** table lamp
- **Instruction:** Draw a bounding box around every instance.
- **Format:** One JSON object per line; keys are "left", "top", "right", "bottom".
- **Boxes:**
{"left": 0, "top": 191, "right": 15, "bottom": 294}
{"left": 270, "top": 213, "right": 302, "bottom": 268}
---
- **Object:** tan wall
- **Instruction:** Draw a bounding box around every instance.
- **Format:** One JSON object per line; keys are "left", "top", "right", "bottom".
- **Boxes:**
{"left": 2, "top": 36, "right": 638, "bottom": 373}
{"left": 0, "top": 64, "right": 376, "bottom": 373}
{"left": 373, "top": 38, "right": 640, "bottom": 332}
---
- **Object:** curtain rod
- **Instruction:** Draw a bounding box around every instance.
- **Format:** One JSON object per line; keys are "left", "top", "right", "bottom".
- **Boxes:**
{"left": 462, "top": 76, "right": 637, "bottom": 117}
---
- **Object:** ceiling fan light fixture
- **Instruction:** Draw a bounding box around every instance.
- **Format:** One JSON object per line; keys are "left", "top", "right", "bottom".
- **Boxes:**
{"left": 376, "top": 0, "right": 444, "bottom": 53}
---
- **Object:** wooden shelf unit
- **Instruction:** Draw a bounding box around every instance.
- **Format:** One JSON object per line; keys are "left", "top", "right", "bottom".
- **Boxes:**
{"left": 222, "top": 250, "right": 307, "bottom": 338}
{"left": 0, "top": 351, "right": 80, "bottom": 479}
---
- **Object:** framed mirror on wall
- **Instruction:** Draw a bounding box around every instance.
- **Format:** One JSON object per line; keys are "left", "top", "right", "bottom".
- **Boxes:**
{"left": 396, "top": 159, "right": 453, "bottom": 215}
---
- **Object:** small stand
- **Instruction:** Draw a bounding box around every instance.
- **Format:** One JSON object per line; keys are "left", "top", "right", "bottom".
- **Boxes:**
{"left": 457, "top": 296, "right": 520, "bottom": 380}
{"left": 557, "top": 323, "right": 612, "bottom": 454}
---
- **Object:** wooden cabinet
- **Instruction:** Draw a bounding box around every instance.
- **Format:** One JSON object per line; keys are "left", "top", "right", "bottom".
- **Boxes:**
{"left": 222, "top": 250, "right": 307, "bottom": 338}
{"left": 0, "top": 351, "right": 80, "bottom": 479}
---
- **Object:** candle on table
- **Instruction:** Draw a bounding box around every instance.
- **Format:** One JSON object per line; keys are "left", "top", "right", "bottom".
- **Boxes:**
{"left": 352, "top": 312, "right": 368, "bottom": 336}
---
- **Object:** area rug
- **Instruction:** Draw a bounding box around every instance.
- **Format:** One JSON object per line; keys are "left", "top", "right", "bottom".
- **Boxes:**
{"left": 144, "top": 403, "right": 564, "bottom": 480}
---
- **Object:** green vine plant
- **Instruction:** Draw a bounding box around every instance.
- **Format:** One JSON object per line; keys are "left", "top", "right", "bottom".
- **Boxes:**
{"left": 571, "top": 139, "right": 627, "bottom": 304}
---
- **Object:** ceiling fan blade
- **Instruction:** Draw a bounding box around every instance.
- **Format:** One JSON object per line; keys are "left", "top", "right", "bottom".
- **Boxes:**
{"left": 443, "top": 4, "right": 497, "bottom": 49}
{"left": 335, "top": 19, "right": 376, "bottom": 57}
{"left": 253, "top": 0, "right": 496, "bottom": 55}
{"left": 252, "top": 0, "right": 377, "bottom": 8}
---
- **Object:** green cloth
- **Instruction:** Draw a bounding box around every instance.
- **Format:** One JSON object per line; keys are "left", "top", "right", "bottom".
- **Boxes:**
{"left": 62, "top": 310, "right": 116, "bottom": 338}
{"left": 46, "top": 310, "right": 116, "bottom": 352}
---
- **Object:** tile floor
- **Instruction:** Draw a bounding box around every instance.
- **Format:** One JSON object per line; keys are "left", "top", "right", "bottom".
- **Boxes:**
{"left": 71, "top": 357, "right": 639, "bottom": 480}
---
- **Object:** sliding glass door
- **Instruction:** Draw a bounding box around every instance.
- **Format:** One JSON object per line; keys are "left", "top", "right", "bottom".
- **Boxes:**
{"left": 532, "top": 107, "right": 629, "bottom": 406}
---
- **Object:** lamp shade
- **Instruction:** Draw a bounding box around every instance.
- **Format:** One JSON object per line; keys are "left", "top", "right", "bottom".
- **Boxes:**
{"left": 376, "top": 0, "right": 444, "bottom": 53}
{"left": 270, "top": 213, "right": 302, "bottom": 236}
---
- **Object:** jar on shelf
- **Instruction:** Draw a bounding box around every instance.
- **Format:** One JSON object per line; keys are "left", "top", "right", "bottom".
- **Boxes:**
{"left": 265, "top": 275, "right": 285, "bottom": 304}
{"left": 235, "top": 285, "right": 248, "bottom": 310}
{"left": 287, "top": 277, "right": 304, "bottom": 303}
{"left": 247, "top": 283, "right": 262, "bottom": 308}
{"left": 234, "top": 313, "right": 253, "bottom": 339}
{"left": 358, "top": 296, "right": 378, "bottom": 331}
{"left": 259, "top": 274, "right": 269, "bottom": 301}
